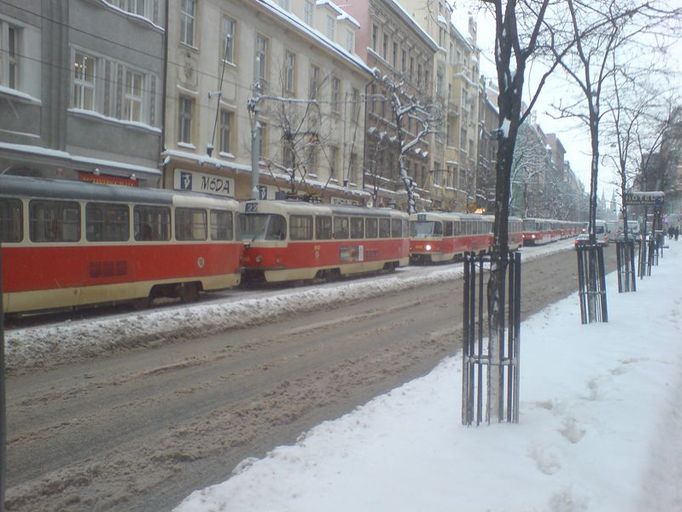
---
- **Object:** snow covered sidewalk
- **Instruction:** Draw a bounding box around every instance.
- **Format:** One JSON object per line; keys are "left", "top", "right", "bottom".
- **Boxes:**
{"left": 174, "top": 241, "right": 682, "bottom": 512}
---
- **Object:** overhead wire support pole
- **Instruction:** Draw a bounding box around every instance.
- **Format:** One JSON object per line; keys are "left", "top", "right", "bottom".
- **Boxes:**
{"left": 248, "top": 80, "right": 263, "bottom": 201}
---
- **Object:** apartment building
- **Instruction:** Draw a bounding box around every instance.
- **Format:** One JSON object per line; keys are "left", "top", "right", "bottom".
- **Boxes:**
{"left": 400, "top": 0, "right": 452, "bottom": 210}
{"left": 444, "top": 17, "right": 480, "bottom": 211}
{"left": 0, "top": 0, "right": 165, "bottom": 186}
{"left": 163, "top": 0, "right": 372, "bottom": 204}
{"left": 342, "top": 0, "right": 438, "bottom": 210}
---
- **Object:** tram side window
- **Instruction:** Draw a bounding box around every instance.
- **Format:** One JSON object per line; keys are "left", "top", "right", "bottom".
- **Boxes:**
{"left": 134, "top": 205, "right": 170, "bottom": 241}
{"left": 379, "top": 218, "right": 390, "bottom": 238}
{"left": 210, "top": 210, "right": 233, "bottom": 240}
{"left": 444, "top": 221, "right": 453, "bottom": 237}
{"left": 29, "top": 200, "right": 80, "bottom": 242}
{"left": 365, "top": 217, "right": 378, "bottom": 238}
{"left": 86, "top": 203, "right": 130, "bottom": 242}
{"left": 176, "top": 208, "right": 207, "bottom": 241}
{"left": 290, "top": 215, "right": 313, "bottom": 240}
{"left": 391, "top": 218, "right": 402, "bottom": 238}
{"left": 453, "top": 221, "right": 461, "bottom": 235}
{"left": 350, "top": 217, "right": 364, "bottom": 239}
{"left": 333, "top": 216, "right": 349, "bottom": 239}
{"left": 315, "top": 215, "right": 332, "bottom": 240}
{"left": 0, "top": 198, "right": 22, "bottom": 242}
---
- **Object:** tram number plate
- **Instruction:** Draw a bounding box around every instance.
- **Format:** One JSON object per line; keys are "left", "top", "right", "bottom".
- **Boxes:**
{"left": 245, "top": 202, "right": 258, "bottom": 213}
{"left": 417, "top": 214, "right": 427, "bottom": 221}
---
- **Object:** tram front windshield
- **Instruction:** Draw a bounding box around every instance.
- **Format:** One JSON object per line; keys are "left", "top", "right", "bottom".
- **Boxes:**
{"left": 239, "top": 213, "right": 287, "bottom": 241}
{"left": 410, "top": 221, "right": 443, "bottom": 238}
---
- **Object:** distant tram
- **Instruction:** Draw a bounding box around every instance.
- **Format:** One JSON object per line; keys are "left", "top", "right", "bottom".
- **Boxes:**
{"left": 239, "top": 200, "right": 409, "bottom": 283}
{"left": 0, "top": 175, "right": 242, "bottom": 314}
{"left": 408, "top": 212, "right": 524, "bottom": 264}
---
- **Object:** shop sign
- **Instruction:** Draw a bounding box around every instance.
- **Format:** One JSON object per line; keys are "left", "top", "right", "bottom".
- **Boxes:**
{"left": 174, "top": 169, "right": 234, "bottom": 197}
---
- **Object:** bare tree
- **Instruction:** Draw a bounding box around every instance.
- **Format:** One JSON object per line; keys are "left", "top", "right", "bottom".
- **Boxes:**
{"left": 371, "top": 70, "right": 443, "bottom": 213}
{"left": 551, "top": 0, "right": 682, "bottom": 242}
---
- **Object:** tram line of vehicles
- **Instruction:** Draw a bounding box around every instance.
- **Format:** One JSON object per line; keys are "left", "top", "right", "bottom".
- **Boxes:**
{"left": 0, "top": 176, "right": 579, "bottom": 315}
{"left": 408, "top": 212, "right": 524, "bottom": 264}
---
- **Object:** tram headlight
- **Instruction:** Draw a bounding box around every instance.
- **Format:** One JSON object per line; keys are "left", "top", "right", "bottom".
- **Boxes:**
{"left": 425, "top": 244, "right": 432, "bottom": 251}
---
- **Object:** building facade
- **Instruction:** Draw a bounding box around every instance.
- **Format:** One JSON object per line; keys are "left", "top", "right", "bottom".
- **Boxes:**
{"left": 162, "top": 0, "right": 371, "bottom": 204}
{"left": 342, "top": 0, "right": 438, "bottom": 210}
{"left": 0, "top": 0, "right": 165, "bottom": 187}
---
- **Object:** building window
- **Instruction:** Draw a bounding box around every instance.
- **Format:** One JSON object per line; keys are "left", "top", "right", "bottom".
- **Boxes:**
{"left": 254, "top": 34, "right": 268, "bottom": 88}
{"left": 113, "top": 0, "right": 146, "bottom": 16}
{"left": 304, "top": 0, "right": 314, "bottom": 25}
{"left": 329, "top": 145, "right": 339, "bottom": 179}
{"left": 284, "top": 51, "right": 296, "bottom": 95}
{"left": 180, "top": 0, "right": 195, "bottom": 46}
{"left": 73, "top": 52, "right": 96, "bottom": 111}
{"left": 222, "top": 17, "right": 236, "bottom": 64}
{"left": 349, "top": 152, "right": 359, "bottom": 183}
{"left": 345, "top": 29, "right": 354, "bottom": 53}
{"left": 307, "top": 143, "right": 318, "bottom": 171}
{"left": 256, "top": 122, "right": 266, "bottom": 161}
{"left": 382, "top": 34, "right": 388, "bottom": 60}
{"left": 351, "top": 87, "right": 360, "bottom": 120}
{"left": 417, "top": 63, "right": 422, "bottom": 87}
{"left": 392, "top": 42, "right": 398, "bottom": 67}
{"left": 124, "top": 69, "right": 143, "bottom": 122}
{"left": 178, "top": 96, "right": 193, "bottom": 144}
{"left": 371, "top": 24, "right": 378, "bottom": 51}
{"left": 0, "top": 23, "right": 20, "bottom": 89}
{"left": 401, "top": 49, "right": 407, "bottom": 73}
{"left": 282, "top": 140, "right": 295, "bottom": 169}
{"left": 309, "top": 64, "right": 319, "bottom": 99}
{"left": 331, "top": 76, "right": 340, "bottom": 112}
{"left": 326, "top": 15, "right": 335, "bottom": 40}
{"left": 436, "top": 68, "right": 444, "bottom": 98}
{"left": 219, "top": 110, "right": 233, "bottom": 154}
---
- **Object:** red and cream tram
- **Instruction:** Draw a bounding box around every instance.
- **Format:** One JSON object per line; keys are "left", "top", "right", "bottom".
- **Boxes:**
{"left": 239, "top": 200, "right": 409, "bottom": 283}
{"left": 522, "top": 218, "right": 582, "bottom": 246}
{"left": 0, "top": 175, "right": 242, "bottom": 314}
{"left": 409, "top": 212, "right": 494, "bottom": 263}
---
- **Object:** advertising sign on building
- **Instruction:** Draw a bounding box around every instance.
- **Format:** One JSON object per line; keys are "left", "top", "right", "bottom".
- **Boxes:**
{"left": 174, "top": 169, "right": 234, "bottom": 197}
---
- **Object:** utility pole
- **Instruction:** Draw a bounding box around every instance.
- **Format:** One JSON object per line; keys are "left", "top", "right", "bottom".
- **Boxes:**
{"left": 248, "top": 71, "right": 263, "bottom": 200}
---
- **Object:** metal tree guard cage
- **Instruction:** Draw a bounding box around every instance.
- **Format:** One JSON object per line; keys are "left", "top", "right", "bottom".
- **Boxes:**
{"left": 615, "top": 240, "right": 636, "bottom": 293}
{"left": 576, "top": 243, "right": 608, "bottom": 324}
{"left": 462, "top": 251, "right": 521, "bottom": 426}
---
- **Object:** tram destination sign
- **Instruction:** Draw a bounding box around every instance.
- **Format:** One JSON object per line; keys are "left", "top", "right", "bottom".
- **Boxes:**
{"left": 623, "top": 191, "right": 664, "bottom": 206}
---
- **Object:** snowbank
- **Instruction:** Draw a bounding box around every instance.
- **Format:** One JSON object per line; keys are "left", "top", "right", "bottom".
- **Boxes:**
{"left": 5, "top": 240, "right": 574, "bottom": 371}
